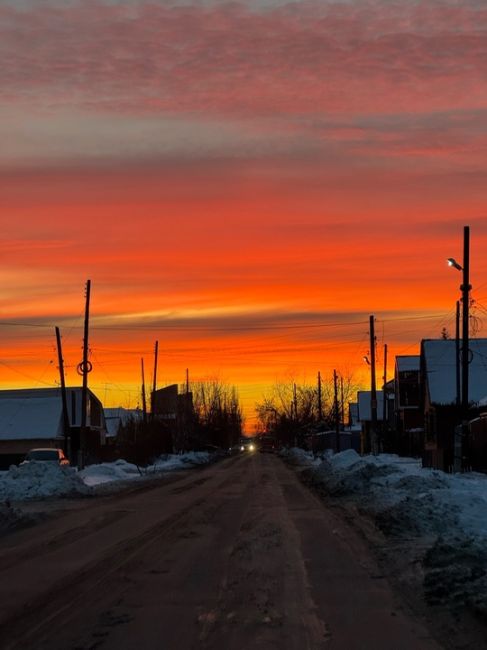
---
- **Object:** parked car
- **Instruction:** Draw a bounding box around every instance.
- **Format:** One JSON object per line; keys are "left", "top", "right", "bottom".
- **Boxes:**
{"left": 22, "top": 448, "right": 70, "bottom": 466}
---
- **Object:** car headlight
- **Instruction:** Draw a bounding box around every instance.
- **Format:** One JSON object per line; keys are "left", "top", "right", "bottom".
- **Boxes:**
{"left": 249, "top": 444, "right": 255, "bottom": 451}
{"left": 240, "top": 445, "right": 245, "bottom": 451}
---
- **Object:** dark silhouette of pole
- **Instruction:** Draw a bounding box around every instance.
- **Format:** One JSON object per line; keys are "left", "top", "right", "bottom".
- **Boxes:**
{"left": 79, "top": 279, "right": 91, "bottom": 469}
{"left": 453, "top": 300, "right": 462, "bottom": 472}
{"left": 369, "top": 315, "right": 378, "bottom": 454}
{"left": 461, "top": 225, "right": 471, "bottom": 468}
{"left": 317, "top": 371, "right": 322, "bottom": 422}
{"left": 151, "top": 340, "right": 158, "bottom": 417}
{"left": 55, "top": 326, "right": 70, "bottom": 456}
{"left": 333, "top": 369, "right": 340, "bottom": 452}
{"left": 455, "top": 301, "right": 461, "bottom": 408}
{"left": 382, "top": 343, "right": 388, "bottom": 438}
{"left": 340, "top": 375, "right": 344, "bottom": 428}
{"left": 141, "top": 357, "right": 147, "bottom": 424}
{"left": 186, "top": 368, "right": 190, "bottom": 394}
{"left": 293, "top": 383, "right": 297, "bottom": 421}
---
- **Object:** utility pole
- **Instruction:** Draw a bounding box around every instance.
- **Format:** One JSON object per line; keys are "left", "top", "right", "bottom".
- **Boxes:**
{"left": 141, "top": 357, "right": 147, "bottom": 424}
{"left": 369, "top": 315, "right": 378, "bottom": 455}
{"left": 461, "top": 225, "right": 471, "bottom": 469}
{"left": 55, "top": 327, "right": 70, "bottom": 457}
{"left": 186, "top": 368, "right": 190, "bottom": 394}
{"left": 151, "top": 340, "right": 159, "bottom": 417}
{"left": 340, "top": 375, "right": 345, "bottom": 428}
{"left": 317, "top": 371, "right": 322, "bottom": 422}
{"left": 79, "top": 279, "right": 91, "bottom": 469}
{"left": 382, "top": 343, "right": 388, "bottom": 444}
{"left": 454, "top": 300, "right": 462, "bottom": 472}
{"left": 455, "top": 300, "right": 460, "bottom": 408}
{"left": 333, "top": 369, "right": 340, "bottom": 453}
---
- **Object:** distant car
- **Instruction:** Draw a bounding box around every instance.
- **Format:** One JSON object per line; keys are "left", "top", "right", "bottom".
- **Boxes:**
{"left": 22, "top": 448, "right": 70, "bottom": 466}
{"left": 239, "top": 440, "right": 256, "bottom": 453}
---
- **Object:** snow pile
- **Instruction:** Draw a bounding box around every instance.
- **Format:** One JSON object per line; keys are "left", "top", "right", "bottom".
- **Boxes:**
{"left": 80, "top": 452, "right": 211, "bottom": 487}
{"left": 151, "top": 451, "right": 211, "bottom": 471}
{"left": 0, "top": 462, "right": 91, "bottom": 501}
{"left": 79, "top": 459, "right": 142, "bottom": 486}
{"left": 0, "top": 452, "right": 213, "bottom": 502}
{"left": 287, "top": 448, "right": 487, "bottom": 618}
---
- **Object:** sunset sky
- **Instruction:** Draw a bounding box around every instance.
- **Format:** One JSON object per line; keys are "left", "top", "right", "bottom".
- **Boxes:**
{"left": 1, "top": 0, "right": 487, "bottom": 429}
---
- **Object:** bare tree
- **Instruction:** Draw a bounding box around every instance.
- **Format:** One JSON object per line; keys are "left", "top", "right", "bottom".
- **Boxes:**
{"left": 192, "top": 378, "right": 244, "bottom": 448}
{"left": 255, "top": 371, "right": 363, "bottom": 446}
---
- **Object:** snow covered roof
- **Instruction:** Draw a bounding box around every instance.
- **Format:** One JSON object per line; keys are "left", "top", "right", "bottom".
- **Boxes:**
{"left": 0, "top": 398, "right": 63, "bottom": 440}
{"left": 104, "top": 407, "right": 143, "bottom": 437}
{"left": 396, "top": 355, "right": 420, "bottom": 372}
{"left": 422, "top": 338, "right": 487, "bottom": 405}
{"left": 0, "top": 387, "right": 106, "bottom": 440}
{"left": 357, "top": 391, "right": 385, "bottom": 421}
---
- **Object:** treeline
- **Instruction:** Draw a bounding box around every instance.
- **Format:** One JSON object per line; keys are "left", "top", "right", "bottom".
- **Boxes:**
{"left": 255, "top": 375, "right": 360, "bottom": 447}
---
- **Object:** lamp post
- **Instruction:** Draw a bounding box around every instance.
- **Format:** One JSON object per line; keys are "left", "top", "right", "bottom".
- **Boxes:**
{"left": 447, "top": 225, "right": 471, "bottom": 471}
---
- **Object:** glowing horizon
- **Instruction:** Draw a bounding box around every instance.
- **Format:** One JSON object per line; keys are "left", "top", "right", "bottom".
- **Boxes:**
{"left": 1, "top": 0, "right": 487, "bottom": 431}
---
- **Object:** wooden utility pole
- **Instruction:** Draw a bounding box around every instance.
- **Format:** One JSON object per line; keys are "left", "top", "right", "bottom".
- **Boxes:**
{"left": 317, "top": 371, "right": 322, "bottom": 422}
{"left": 293, "top": 383, "right": 298, "bottom": 421}
{"left": 455, "top": 300, "right": 461, "bottom": 408}
{"left": 454, "top": 300, "right": 462, "bottom": 472}
{"left": 333, "top": 369, "right": 340, "bottom": 453}
{"left": 369, "top": 315, "right": 378, "bottom": 455}
{"left": 79, "top": 280, "right": 91, "bottom": 469}
{"left": 382, "top": 343, "right": 388, "bottom": 440}
{"left": 141, "top": 357, "right": 147, "bottom": 424}
{"left": 461, "top": 226, "right": 471, "bottom": 469}
{"left": 340, "top": 375, "right": 344, "bottom": 428}
{"left": 55, "top": 326, "right": 70, "bottom": 457}
{"left": 151, "top": 340, "right": 159, "bottom": 416}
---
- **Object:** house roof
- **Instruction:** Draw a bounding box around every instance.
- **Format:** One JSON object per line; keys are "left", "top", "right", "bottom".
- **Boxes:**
{"left": 104, "top": 407, "right": 143, "bottom": 437}
{"left": 0, "top": 397, "right": 63, "bottom": 440}
{"left": 357, "top": 391, "right": 385, "bottom": 421}
{"left": 0, "top": 387, "right": 106, "bottom": 440}
{"left": 422, "top": 338, "right": 487, "bottom": 405}
{"left": 396, "top": 355, "right": 420, "bottom": 372}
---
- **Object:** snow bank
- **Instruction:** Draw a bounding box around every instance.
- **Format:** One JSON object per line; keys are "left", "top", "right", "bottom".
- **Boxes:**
{"left": 80, "top": 452, "right": 211, "bottom": 488}
{"left": 0, "top": 462, "right": 91, "bottom": 501}
{"left": 151, "top": 451, "right": 210, "bottom": 471}
{"left": 79, "top": 459, "right": 141, "bottom": 487}
{"left": 287, "top": 448, "right": 487, "bottom": 618}
{"left": 0, "top": 452, "right": 213, "bottom": 502}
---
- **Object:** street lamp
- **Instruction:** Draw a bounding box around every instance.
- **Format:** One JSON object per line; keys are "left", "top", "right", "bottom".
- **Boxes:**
{"left": 448, "top": 226, "right": 471, "bottom": 471}
{"left": 447, "top": 257, "right": 463, "bottom": 272}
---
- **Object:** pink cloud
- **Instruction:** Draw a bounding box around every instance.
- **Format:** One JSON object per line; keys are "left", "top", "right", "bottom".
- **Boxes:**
{"left": 0, "top": 1, "right": 486, "bottom": 117}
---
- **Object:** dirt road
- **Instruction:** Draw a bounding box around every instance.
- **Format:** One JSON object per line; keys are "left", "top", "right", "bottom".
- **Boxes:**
{"left": 0, "top": 453, "right": 443, "bottom": 649}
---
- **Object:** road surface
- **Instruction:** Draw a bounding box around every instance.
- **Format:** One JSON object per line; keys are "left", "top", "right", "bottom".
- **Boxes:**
{"left": 0, "top": 452, "right": 444, "bottom": 649}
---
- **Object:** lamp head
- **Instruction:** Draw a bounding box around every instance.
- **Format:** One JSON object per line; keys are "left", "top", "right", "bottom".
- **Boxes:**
{"left": 363, "top": 356, "right": 371, "bottom": 365}
{"left": 447, "top": 257, "right": 463, "bottom": 271}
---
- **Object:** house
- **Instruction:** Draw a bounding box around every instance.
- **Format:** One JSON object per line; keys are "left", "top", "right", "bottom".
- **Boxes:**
{"left": 104, "top": 407, "right": 143, "bottom": 438}
{"left": 357, "top": 390, "right": 385, "bottom": 453}
{"left": 0, "top": 387, "right": 107, "bottom": 468}
{"left": 393, "top": 355, "right": 423, "bottom": 456}
{"left": 421, "top": 338, "right": 487, "bottom": 470}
